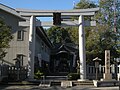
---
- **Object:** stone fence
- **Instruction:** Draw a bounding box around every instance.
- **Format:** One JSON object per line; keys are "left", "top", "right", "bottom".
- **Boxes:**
{"left": 86, "top": 64, "right": 120, "bottom": 80}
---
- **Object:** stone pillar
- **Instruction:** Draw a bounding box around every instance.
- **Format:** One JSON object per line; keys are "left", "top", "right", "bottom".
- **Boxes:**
{"left": 78, "top": 15, "right": 86, "bottom": 80}
{"left": 118, "top": 65, "right": 120, "bottom": 80}
{"left": 103, "top": 50, "right": 112, "bottom": 80}
{"left": 28, "top": 16, "right": 36, "bottom": 80}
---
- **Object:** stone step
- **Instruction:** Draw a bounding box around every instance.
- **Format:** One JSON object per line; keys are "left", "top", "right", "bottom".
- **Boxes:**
{"left": 61, "top": 81, "right": 72, "bottom": 87}
{"left": 51, "top": 80, "right": 94, "bottom": 86}
{"left": 44, "top": 76, "right": 68, "bottom": 80}
{"left": 51, "top": 81, "right": 61, "bottom": 86}
{"left": 72, "top": 81, "right": 93, "bottom": 86}
{"left": 48, "top": 72, "right": 68, "bottom": 76}
{"left": 39, "top": 81, "right": 51, "bottom": 87}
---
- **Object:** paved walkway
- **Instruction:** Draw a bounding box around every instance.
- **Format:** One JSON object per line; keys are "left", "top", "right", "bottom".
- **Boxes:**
{"left": 0, "top": 85, "right": 119, "bottom": 90}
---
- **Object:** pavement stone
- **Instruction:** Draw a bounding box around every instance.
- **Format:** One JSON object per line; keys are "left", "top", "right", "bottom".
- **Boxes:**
{"left": 0, "top": 85, "right": 119, "bottom": 90}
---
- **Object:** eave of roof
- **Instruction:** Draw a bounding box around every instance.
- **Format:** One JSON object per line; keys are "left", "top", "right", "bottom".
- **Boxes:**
{"left": 0, "top": 3, "right": 26, "bottom": 20}
{"left": 51, "top": 43, "right": 78, "bottom": 55}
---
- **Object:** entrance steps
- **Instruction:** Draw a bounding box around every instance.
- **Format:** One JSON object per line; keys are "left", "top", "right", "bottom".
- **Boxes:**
{"left": 39, "top": 80, "right": 51, "bottom": 87}
{"left": 72, "top": 80, "right": 93, "bottom": 86}
{"left": 45, "top": 76, "right": 68, "bottom": 80}
{"left": 41, "top": 76, "right": 93, "bottom": 86}
{"left": 51, "top": 81, "right": 61, "bottom": 86}
{"left": 50, "top": 80, "right": 93, "bottom": 86}
{"left": 40, "top": 75, "right": 68, "bottom": 86}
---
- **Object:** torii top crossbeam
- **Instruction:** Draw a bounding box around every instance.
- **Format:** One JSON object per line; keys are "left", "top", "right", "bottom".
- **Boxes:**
{"left": 16, "top": 8, "right": 99, "bottom": 17}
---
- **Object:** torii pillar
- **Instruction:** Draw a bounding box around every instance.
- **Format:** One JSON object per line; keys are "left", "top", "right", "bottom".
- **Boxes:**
{"left": 28, "top": 16, "right": 36, "bottom": 79}
{"left": 78, "top": 15, "right": 86, "bottom": 80}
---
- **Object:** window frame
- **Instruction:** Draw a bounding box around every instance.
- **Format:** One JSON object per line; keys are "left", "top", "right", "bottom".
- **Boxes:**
{"left": 17, "top": 30, "right": 24, "bottom": 41}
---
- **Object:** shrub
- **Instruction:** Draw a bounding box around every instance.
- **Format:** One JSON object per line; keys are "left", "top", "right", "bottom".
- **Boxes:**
{"left": 34, "top": 70, "right": 43, "bottom": 79}
{"left": 67, "top": 73, "right": 80, "bottom": 80}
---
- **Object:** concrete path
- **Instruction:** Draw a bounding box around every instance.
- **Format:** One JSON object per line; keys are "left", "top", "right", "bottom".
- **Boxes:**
{"left": 0, "top": 85, "right": 119, "bottom": 90}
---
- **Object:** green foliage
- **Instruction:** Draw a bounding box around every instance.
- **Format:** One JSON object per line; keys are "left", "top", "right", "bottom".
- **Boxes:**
{"left": 46, "top": 26, "right": 72, "bottom": 44}
{"left": 86, "top": 0, "right": 120, "bottom": 64}
{"left": 97, "top": 0, "right": 120, "bottom": 30}
{"left": 0, "top": 17, "right": 13, "bottom": 59}
{"left": 75, "top": 0, "right": 97, "bottom": 9}
{"left": 68, "top": 0, "right": 98, "bottom": 45}
{"left": 73, "top": 0, "right": 120, "bottom": 64}
{"left": 34, "top": 70, "right": 43, "bottom": 79}
{"left": 66, "top": 27, "right": 79, "bottom": 44}
{"left": 67, "top": 73, "right": 80, "bottom": 80}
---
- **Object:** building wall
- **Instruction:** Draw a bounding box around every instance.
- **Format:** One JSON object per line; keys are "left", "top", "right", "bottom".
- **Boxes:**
{"left": 0, "top": 9, "right": 52, "bottom": 67}
{"left": 0, "top": 10, "right": 29, "bottom": 66}
{"left": 35, "top": 33, "right": 50, "bottom": 62}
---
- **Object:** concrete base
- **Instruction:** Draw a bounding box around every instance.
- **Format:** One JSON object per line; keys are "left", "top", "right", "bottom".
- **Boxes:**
{"left": 77, "top": 79, "right": 88, "bottom": 81}
{"left": 61, "top": 81, "right": 72, "bottom": 87}
{"left": 39, "top": 84, "right": 51, "bottom": 87}
{"left": 93, "top": 80, "right": 118, "bottom": 87}
{"left": 103, "top": 73, "right": 112, "bottom": 80}
{"left": 118, "top": 74, "right": 120, "bottom": 81}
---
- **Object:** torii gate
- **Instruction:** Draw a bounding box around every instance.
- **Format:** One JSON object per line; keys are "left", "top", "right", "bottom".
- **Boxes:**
{"left": 17, "top": 8, "right": 99, "bottom": 80}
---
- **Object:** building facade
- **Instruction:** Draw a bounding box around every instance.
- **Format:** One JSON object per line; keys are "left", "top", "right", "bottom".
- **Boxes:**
{"left": 0, "top": 4, "right": 53, "bottom": 76}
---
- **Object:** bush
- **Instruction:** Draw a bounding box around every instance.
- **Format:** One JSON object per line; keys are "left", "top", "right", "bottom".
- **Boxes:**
{"left": 34, "top": 70, "right": 43, "bottom": 79}
{"left": 67, "top": 73, "right": 80, "bottom": 80}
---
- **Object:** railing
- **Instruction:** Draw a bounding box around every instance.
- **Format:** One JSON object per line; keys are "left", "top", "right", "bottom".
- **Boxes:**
{"left": 86, "top": 64, "right": 120, "bottom": 80}
{"left": 8, "top": 66, "right": 28, "bottom": 81}
{"left": 0, "top": 64, "right": 9, "bottom": 77}
{"left": 0, "top": 64, "right": 28, "bottom": 81}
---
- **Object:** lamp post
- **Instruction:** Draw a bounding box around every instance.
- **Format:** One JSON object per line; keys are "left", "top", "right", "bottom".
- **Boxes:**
{"left": 93, "top": 57, "right": 101, "bottom": 80}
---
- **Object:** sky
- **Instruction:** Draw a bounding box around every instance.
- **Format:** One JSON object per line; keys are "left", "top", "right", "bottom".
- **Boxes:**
{"left": 0, "top": 0, "right": 80, "bottom": 10}
{"left": 0, "top": 0, "right": 97, "bottom": 10}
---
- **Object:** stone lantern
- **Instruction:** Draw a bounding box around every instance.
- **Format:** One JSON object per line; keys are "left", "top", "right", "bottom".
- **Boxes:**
{"left": 93, "top": 57, "right": 101, "bottom": 80}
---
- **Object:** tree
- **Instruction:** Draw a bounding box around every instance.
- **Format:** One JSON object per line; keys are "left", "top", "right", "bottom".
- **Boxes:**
{"left": 71, "top": 0, "right": 120, "bottom": 64}
{"left": 0, "top": 17, "right": 13, "bottom": 60}
{"left": 75, "top": 0, "right": 97, "bottom": 9}
{"left": 46, "top": 26, "right": 72, "bottom": 44}
{"left": 67, "top": 27, "right": 79, "bottom": 44}
{"left": 86, "top": 0, "right": 120, "bottom": 64}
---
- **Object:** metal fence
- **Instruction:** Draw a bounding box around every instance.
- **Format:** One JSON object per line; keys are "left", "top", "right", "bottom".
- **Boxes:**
{"left": 0, "top": 65, "right": 28, "bottom": 81}
{"left": 0, "top": 64, "right": 9, "bottom": 81}
{"left": 8, "top": 66, "right": 28, "bottom": 81}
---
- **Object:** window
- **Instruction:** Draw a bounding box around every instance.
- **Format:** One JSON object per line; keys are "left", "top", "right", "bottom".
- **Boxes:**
{"left": 17, "top": 30, "right": 24, "bottom": 41}
{"left": 16, "top": 54, "right": 24, "bottom": 66}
